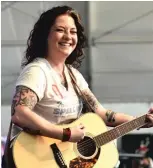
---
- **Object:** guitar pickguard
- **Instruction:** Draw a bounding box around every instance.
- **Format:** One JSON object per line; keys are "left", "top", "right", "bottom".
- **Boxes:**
{"left": 69, "top": 149, "right": 100, "bottom": 168}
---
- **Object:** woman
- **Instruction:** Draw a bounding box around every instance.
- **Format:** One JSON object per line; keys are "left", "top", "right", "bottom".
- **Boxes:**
{"left": 3, "top": 5, "right": 153, "bottom": 168}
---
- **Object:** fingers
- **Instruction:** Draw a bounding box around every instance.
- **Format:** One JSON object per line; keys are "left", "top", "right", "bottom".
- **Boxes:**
{"left": 148, "top": 107, "right": 153, "bottom": 114}
{"left": 78, "top": 123, "right": 85, "bottom": 129}
{"left": 147, "top": 114, "right": 153, "bottom": 121}
{"left": 146, "top": 113, "right": 153, "bottom": 127}
{"left": 78, "top": 123, "right": 85, "bottom": 139}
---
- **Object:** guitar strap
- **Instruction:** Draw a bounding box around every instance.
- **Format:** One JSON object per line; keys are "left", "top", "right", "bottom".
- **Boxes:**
{"left": 2, "top": 121, "right": 13, "bottom": 168}
{"left": 67, "top": 65, "right": 94, "bottom": 113}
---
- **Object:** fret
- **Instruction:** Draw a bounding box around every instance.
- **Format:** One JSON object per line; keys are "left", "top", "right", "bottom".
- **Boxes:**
{"left": 94, "top": 114, "right": 147, "bottom": 147}
{"left": 107, "top": 132, "right": 113, "bottom": 142}
{"left": 132, "top": 120, "right": 138, "bottom": 128}
{"left": 96, "top": 134, "right": 104, "bottom": 146}
{"left": 119, "top": 125, "right": 124, "bottom": 136}
{"left": 128, "top": 121, "right": 133, "bottom": 131}
{"left": 115, "top": 127, "right": 121, "bottom": 138}
{"left": 98, "top": 134, "right": 103, "bottom": 146}
{"left": 103, "top": 132, "right": 109, "bottom": 144}
{"left": 108, "top": 131, "right": 112, "bottom": 141}
{"left": 118, "top": 125, "right": 124, "bottom": 136}
{"left": 103, "top": 132, "right": 110, "bottom": 145}
{"left": 94, "top": 135, "right": 101, "bottom": 147}
{"left": 122, "top": 124, "right": 128, "bottom": 135}
{"left": 111, "top": 129, "right": 118, "bottom": 140}
{"left": 135, "top": 120, "right": 139, "bottom": 128}
{"left": 127, "top": 122, "right": 133, "bottom": 131}
{"left": 137, "top": 118, "right": 142, "bottom": 127}
{"left": 104, "top": 132, "right": 110, "bottom": 145}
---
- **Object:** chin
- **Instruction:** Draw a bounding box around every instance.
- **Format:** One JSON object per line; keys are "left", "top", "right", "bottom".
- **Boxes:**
{"left": 60, "top": 50, "right": 74, "bottom": 57}
{"left": 63, "top": 52, "right": 72, "bottom": 58}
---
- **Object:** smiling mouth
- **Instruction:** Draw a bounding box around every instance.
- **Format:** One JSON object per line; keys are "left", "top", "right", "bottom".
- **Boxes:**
{"left": 59, "top": 42, "right": 72, "bottom": 47}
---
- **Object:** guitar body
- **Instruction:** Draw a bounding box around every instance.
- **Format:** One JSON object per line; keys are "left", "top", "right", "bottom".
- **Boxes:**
{"left": 12, "top": 113, "right": 119, "bottom": 168}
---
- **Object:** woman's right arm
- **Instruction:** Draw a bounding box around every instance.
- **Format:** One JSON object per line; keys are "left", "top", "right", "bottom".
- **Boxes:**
{"left": 11, "top": 85, "right": 63, "bottom": 140}
{"left": 11, "top": 85, "right": 85, "bottom": 142}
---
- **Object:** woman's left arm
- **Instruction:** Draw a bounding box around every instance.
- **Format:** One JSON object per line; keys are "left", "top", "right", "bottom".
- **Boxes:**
{"left": 82, "top": 88, "right": 153, "bottom": 127}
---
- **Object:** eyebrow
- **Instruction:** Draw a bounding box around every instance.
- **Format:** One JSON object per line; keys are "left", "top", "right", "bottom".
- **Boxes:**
{"left": 55, "top": 26, "right": 77, "bottom": 30}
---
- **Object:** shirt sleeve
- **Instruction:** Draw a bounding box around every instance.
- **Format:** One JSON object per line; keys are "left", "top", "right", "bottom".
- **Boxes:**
{"left": 71, "top": 67, "right": 89, "bottom": 91}
{"left": 16, "top": 65, "right": 46, "bottom": 101}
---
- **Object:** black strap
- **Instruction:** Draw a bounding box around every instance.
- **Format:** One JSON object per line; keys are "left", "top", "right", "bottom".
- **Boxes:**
{"left": 67, "top": 65, "right": 94, "bottom": 113}
{"left": 3, "top": 121, "right": 13, "bottom": 168}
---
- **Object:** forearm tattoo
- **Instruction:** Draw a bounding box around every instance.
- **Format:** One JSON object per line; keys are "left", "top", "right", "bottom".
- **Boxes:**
{"left": 83, "top": 89, "right": 99, "bottom": 111}
{"left": 106, "top": 110, "right": 116, "bottom": 123}
{"left": 11, "top": 85, "right": 38, "bottom": 115}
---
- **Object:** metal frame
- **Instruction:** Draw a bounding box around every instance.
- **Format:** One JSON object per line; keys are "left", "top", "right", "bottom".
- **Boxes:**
{"left": 1, "top": 1, "right": 17, "bottom": 11}
{"left": 93, "top": 9, "right": 153, "bottom": 44}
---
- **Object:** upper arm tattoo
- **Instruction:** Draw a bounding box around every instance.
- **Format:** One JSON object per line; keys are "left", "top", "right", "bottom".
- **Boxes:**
{"left": 106, "top": 110, "right": 116, "bottom": 123}
{"left": 11, "top": 85, "right": 38, "bottom": 115}
{"left": 82, "top": 89, "right": 100, "bottom": 111}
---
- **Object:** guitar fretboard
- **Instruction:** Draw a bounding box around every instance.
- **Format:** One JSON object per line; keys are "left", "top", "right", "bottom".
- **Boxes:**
{"left": 93, "top": 114, "right": 146, "bottom": 147}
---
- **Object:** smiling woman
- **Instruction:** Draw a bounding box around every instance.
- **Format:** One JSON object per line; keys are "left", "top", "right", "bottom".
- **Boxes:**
{"left": 22, "top": 6, "right": 86, "bottom": 69}
{"left": 2, "top": 5, "right": 153, "bottom": 168}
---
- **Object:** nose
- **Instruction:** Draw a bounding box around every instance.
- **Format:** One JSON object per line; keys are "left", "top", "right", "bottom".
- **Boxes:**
{"left": 63, "top": 31, "right": 71, "bottom": 40}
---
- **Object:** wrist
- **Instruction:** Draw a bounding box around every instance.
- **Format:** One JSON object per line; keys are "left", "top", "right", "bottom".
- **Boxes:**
{"left": 62, "top": 128, "right": 71, "bottom": 142}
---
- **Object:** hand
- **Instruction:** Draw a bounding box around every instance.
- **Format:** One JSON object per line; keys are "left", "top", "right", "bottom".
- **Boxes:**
{"left": 69, "top": 123, "right": 85, "bottom": 142}
{"left": 137, "top": 108, "right": 153, "bottom": 130}
{"left": 145, "top": 107, "right": 153, "bottom": 128}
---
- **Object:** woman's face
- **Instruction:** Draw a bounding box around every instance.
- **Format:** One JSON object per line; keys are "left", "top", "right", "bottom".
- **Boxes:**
{"left": 47, "top": 14, "right": 78, "bottom": 59}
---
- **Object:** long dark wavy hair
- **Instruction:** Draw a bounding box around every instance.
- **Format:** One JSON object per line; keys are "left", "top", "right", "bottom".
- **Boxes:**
{"left": 22, "top": 6, "right": 87, "bottom": 68}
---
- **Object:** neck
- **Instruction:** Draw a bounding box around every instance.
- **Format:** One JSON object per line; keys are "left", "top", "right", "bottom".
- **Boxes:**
{"left": 46, "top": 57, "right": 65, "bottom": 75}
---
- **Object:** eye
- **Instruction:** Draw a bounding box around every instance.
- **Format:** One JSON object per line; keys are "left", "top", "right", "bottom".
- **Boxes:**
{"left": 71, "top": 31, "right": 77, "bottom": 34}
{"left": 56, "top": 28, "right": 64, "bottom": 32}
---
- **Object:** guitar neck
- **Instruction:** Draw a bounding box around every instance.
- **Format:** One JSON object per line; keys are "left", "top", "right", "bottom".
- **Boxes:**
{"left": 94, "top": 114, "right": 147, "bottom": 147}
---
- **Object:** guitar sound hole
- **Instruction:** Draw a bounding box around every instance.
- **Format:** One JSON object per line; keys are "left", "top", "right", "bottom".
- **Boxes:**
{"left": 77, "top": 136, "right": 97, "bottom": 157}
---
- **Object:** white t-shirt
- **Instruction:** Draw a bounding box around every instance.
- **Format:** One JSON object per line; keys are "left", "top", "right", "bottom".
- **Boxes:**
{"left": 12, "top": 58, "right": 88, "bottom": 137}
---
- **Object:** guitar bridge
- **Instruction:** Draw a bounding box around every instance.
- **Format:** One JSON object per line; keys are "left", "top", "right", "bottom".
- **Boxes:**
{"left": 50, "top": 143, "right": 67, "bottom": 168}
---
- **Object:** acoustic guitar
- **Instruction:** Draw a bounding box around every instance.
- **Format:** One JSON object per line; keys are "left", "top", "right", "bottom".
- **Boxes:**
{"left": 12, "top": 112, "right": 147, "bottom": 168}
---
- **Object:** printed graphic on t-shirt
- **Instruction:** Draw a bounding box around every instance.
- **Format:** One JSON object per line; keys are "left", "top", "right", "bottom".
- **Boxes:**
{"left": 53, "top": 103, "right": 82, "bottom": 117}
{"left": 52, "top": 84, "right": 64, "bottom": 99}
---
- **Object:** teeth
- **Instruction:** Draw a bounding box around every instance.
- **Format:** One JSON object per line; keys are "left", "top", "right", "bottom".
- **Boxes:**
{"left": 59, "top": 43, "right": 71, "bottom": 46}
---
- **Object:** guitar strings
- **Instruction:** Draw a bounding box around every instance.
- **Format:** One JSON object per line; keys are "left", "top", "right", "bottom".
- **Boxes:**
{"left": 77, "top": 137, "right": 101, "bottom": 147}
{"left": 76, "top": 139, "right": 100, "bottom": 151}
{"left": 77, "top": 142, "right": 99, "bottom": 155}
{"left": 77, "top": 138, "right": 97, "bottom": 148}
{"left": 77, "top": 144, "right": 95, "bottom": 153}
{"left": 77, "top": 140, "right": 95, "bottom": 149}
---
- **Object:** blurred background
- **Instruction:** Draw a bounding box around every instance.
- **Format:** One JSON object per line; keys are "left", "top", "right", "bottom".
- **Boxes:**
{"left": 1, "top": 1, "right": 153, "bottom": 168}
